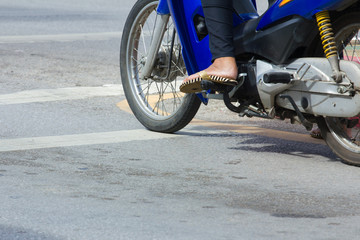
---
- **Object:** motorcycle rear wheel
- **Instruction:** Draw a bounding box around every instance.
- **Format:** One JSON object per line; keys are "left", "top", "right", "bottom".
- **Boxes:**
{"left": 120, "top": 0, "right": 201, "bottom": 133}
{"left": 317, "top": 12, "right": 360, "bottom": 166}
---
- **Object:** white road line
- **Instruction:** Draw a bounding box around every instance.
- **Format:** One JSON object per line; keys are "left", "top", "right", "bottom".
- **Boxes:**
{"left": 0, "top": 85, "right": 124, "bottom": 105}
{"left": 0, "top": 32, "right": 122, "bottom": 44}
{"left": 0, "top": 128, "right": 229, "bottom": 152}
{"left": 0, "top": 129, "right": 178, "bottom": 152}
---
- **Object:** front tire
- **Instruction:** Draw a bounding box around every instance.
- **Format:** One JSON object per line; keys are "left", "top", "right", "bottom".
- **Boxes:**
{"left": 120, "top": 0, "right": 201, "bottom": 133}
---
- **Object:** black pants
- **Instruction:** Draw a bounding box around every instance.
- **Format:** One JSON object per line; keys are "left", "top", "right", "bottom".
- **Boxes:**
{"left": 201, "top": 0, "right": 236, "bottom": 61}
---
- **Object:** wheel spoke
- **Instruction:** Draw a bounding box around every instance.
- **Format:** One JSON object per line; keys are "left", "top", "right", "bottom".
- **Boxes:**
{"left": 129, "top": 14, "right": 188, "bottom": 116}
{"left": 139, "top": 24, "right": 148, "bottom": 55}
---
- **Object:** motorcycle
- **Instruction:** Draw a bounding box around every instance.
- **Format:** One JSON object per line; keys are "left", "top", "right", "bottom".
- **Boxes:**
{"left": 120, "top": 0, "right": 360, "bottom": 166}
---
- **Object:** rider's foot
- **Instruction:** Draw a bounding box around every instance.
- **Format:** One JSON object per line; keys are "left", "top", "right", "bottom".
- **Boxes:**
{"left": 180, "top": 57, "right": 238, "bottom": 93}
{"left": 185, "top": 57, "right": 238, "bottom": 82}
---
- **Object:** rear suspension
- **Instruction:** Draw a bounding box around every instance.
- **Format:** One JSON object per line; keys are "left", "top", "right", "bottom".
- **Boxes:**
{"left": 316, "top": 11, "right": 343, "bottom": 82}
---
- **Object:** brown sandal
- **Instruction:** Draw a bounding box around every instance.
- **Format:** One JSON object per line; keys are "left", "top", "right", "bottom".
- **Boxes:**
{"left": 179, "top": 70, "right": 237, "bottom": 93}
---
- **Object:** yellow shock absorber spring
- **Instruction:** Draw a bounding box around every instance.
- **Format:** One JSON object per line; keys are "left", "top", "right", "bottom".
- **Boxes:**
{"left": 316, "top": 11, "right": 338, "bottom": 58}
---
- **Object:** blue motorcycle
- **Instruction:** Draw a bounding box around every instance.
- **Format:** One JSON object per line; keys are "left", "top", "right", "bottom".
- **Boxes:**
{"left": 120, "top": 0, "right": 360, "bottom": 166}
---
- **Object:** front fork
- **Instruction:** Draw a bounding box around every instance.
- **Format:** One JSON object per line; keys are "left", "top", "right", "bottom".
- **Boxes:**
{"left": 139, "top": 14, "right": 170, "bottom": 80}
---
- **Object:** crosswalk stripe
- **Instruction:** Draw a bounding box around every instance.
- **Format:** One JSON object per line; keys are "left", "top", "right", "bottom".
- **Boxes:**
{"left": 0, "top": 129, "right": 177, "bottom": 152}
{"left": 0, "top": 32, "right": 122, "bottom": 44}
{"left": 0, "top": 128, "right": 228, "bottom": 152}
{"left": 0, "top": 85, "right": 123, "bottom": 105}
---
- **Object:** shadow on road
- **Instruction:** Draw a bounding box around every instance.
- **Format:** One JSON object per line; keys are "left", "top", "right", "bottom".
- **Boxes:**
{"left": 229, "top": 135, "right": 338, "bottom": 162}
{"left": 178, "top": 129, "right": 338, "bottom": 162}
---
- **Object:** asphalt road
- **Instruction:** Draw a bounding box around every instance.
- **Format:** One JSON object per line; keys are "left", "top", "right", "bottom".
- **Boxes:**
{"left": 1, "top": 1, "right": 360, "bottom": 239}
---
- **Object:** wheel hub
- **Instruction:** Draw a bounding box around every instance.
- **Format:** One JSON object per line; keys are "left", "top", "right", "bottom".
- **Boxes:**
{"left": 151, "top": 46, "right": 186, "bottom": 82}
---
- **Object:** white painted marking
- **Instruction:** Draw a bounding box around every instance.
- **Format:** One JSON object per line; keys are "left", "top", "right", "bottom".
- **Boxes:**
{"left": 0, "top": 128, "right": 229, "bottom": 152}
{"left": 0, "top": 32, "right": 122, "bottom": 44}
{"left": 0, "top": 85, "right": 124, "bottom": 105}
{"left": 0, "top": 129, "right": 177, "bottom": 152}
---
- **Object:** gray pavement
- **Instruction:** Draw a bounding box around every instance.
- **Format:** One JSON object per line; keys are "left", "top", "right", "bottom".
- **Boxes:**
{"left": 1, "top": 1, "right": 360, "bottom": 239}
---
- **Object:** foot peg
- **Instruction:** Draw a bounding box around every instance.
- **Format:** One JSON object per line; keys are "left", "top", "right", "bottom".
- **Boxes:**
{"left": 263, "top": 72, "right": 293, "bottom": 84}
{"left": 200, "top": 80, "right": 228, "bottom": 92}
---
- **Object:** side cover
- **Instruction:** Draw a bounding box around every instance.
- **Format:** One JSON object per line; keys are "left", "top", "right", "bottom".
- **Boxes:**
{"left": 233, "top": 0, "right": 358, "bottom": 64}
{"left": 233, "top": 16, "right": 318, "bottom": 64}
{"left": 258, "top": 0, "right": 357, "bottom": 30}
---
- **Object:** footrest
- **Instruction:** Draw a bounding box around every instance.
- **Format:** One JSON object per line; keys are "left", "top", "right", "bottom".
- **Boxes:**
{"left": 200, "top": 80, "right": 228, "bottom": 92}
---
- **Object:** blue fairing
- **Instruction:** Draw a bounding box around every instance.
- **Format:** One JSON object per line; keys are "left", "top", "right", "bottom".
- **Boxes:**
{"left": 258, "top": 0, "right": 356, "bottom": 30}
{"left": 159, "top": 0, "right": 356, "bottom": 103}
{"left": 158, "top": 0, "right": 211, "bottom": 102}
{"left": 162, "top": 0, "right": 257, "bottom": 103}
{"left": 166, "top": 0, "right": 211, "bottom": 75}
{"left": 164, "top": 0, "right": 257, "bottom": 75}
{"left": 163, "top": 0, "right": 357, "bottom": 71}
{"left": 157, "top": 0, "right": 170, "bottom": 14}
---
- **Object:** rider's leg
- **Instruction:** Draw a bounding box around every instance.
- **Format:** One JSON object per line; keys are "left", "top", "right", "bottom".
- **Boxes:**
{"left": 183, "top": 0, "right": 238, "bottom": 83}
{"left": 203, "top": 0, "right": 235, "bottom": 61}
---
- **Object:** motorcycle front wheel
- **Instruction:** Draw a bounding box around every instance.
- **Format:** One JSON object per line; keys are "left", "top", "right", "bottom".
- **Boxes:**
{"left": 120, "top": 0, "right": 201, "bottom": 133}
{"left": 318, "top": 12, "right": 360, "bottom": 166}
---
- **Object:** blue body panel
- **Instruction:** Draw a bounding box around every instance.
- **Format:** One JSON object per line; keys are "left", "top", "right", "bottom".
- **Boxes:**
{"left": 166, "top": 0, "right": 211, "bottom": 75}
{"left": 162, "top": 0, "right": 356, "bottom": 73}
{"left": 258, "top": 0, "right": 355, "bottom": 30}
{"left": 157, "top": 0, "right": 170, "bottom": 15}
{"left": 163, "top": 0, "right": 258, "bottom": 103}
{"left": 158, "top": 0, "right": 356, "bottom": 103}
{"left": 164, "top": 0, "right": 257, "bottom": 75}
{"left": 164, "top": 0, "right": 211, "bottom": 103}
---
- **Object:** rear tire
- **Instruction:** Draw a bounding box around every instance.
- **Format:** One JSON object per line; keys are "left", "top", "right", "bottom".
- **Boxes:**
{"left": 317, "top": 12, "right": 360, "bottom": 166}
{"left": 318, "top": 117, "right": 360, "bottom": 166}
{"left": 120, "top": 0, "right": 201, "bottom": 133}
